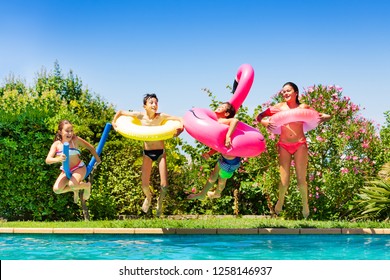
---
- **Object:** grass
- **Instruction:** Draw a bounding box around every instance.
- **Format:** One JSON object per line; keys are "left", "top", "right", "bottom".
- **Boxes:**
{"left": 1, "top": 216, "right": 390, "bottom": 229}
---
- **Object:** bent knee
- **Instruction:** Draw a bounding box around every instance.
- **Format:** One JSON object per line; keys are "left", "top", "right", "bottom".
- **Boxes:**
{"left": 68, "top": 180, "right": 81, "bottom": 188}
{"left": 53, "top": 187, "right": 62, "bottom": 194}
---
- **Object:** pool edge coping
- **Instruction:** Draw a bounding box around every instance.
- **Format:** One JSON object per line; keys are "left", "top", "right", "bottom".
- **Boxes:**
{"left": 1, "top": 228, "right": 390, "bottom": 234}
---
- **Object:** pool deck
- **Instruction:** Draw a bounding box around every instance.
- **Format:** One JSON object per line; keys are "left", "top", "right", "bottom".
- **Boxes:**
{"left": 1, "top": 227, "right": 390, "bottom": 234}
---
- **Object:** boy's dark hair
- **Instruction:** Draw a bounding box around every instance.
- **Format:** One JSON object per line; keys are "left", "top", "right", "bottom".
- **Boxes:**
{"left": 143, "top": 93, "right": 158, "bottom": 105}
{"left": 223, "top": 102, "right": 236, "bottom": 118}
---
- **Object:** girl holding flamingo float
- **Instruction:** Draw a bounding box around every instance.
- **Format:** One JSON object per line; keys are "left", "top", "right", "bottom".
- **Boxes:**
{"left": 256, "top": 82, "right": 331, "bottom": 218}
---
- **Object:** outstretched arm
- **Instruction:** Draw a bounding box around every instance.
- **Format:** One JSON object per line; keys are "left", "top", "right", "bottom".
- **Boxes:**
{"left": 163, "top": 114, "right": 184, "bottom": 137}
{"left": 76, "top": 136, "right": 101, "bottom": 164}
{"left": 319, "top": 113, "right": 331, "bottom": 123}
{"left": 112, "top": 110, "right": 140, "bottom": 128}
{"left": 256, "top": 107, "right": 277, "bottom": 131}
{"left": 298, "top": 104, "right": 331, "bottom": 123}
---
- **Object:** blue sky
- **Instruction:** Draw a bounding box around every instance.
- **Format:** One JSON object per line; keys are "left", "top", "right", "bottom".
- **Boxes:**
{"left": 1, "top": 0, "right": 389, "bottom": 144}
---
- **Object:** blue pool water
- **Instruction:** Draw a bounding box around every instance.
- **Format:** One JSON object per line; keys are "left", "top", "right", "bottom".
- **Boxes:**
{"left": 1, "top": 234, "right": 389, "bottom": 260}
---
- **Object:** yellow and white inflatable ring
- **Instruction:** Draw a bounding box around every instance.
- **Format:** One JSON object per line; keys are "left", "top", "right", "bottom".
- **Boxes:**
{"left": 115, "top": 115, "right": 181, "bottom": 141}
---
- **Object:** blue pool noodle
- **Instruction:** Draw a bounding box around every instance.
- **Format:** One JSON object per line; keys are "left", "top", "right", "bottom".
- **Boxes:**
{"left": 62, "top": 142, "right": 72, "bottom": 179}
{"left": 85, "top": 123, "right": 112, "bottom": 178}
{"left": 62, "top": 123, "right": 112, "bottom": 180}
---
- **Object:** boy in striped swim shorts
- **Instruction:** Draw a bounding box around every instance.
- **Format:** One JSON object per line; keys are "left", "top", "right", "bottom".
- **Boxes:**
{"left": 187, "top": 102, "right": 241, "bottom": 200}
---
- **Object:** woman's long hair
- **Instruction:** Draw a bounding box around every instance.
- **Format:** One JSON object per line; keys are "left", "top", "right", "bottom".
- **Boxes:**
{"left": 283, "top": 82, "right": 300, "bottom": 104}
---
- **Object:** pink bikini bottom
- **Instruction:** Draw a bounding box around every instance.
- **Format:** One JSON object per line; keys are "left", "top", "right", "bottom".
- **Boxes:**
{"left": 60, "top": 161, "right": 85, "bottom": 173}
{"left": 277, "top": 139, "right": 307, "bottom": 155}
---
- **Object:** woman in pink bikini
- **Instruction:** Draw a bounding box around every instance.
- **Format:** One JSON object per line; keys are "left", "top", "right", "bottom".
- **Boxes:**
{"left": 256, "top": 82, "right": 331, "bottom": 218}
{"left": 46, "top": 120, "right": 101, "bottom": 203}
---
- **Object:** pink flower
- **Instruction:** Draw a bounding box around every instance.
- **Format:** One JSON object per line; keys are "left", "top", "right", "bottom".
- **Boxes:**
{"left": 316, "top": 136, "right": 324, "bottom": 142}
{"left": 341, "top": 167, "right": 349, "bottom": 174}
{"left": 313, "top": 207, "right": 317, "bottom": 212}
{"left": 191, "top": 187, "right": 197, "bottom": 193}
{"left": 306, "top": 86, "right": 315, "bottom": 93}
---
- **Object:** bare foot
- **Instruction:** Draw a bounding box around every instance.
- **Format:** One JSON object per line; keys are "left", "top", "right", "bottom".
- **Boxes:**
{"left": 275, "top": 200, "right": 283, "bottom": 214}
{"left": 302, "top": 204, "right": 310, "bottom": 219}
{"left": 83, "top": 183, "right": 91, "bottom": 200}
{"left": 73, "top": 191, "right": 80, "bottom": 204}
{"left": 187, "top": 193, "right": 206, "bottom": 200}
{"left": 142, "top": 196, "right": 152, "bottom": 213}
{"left": 207, "top": 191, "right": 221, "bottom": 199}
{"left": 156, "top": 187, "right": 168, "bottom": 217}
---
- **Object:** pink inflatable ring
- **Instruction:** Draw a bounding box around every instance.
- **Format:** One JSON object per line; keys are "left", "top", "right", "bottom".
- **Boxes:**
{"left": 184, "top": 64, "right": 266, "bottom": 157}
{"left": 184, "top": 108, "right": 265, "bottom": 157}
{"left": 269, "top": 108, "right": 320, "bottom": 134}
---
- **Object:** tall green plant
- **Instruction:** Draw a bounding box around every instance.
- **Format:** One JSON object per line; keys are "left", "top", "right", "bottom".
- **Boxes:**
{"left": 0, "top": 62, "right": 117, "bottom": 221}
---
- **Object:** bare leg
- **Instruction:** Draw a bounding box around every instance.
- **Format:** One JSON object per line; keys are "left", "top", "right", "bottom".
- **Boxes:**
{"left": 207, "top": 177, "right": 227, "bottom": 199}
{"left": 156, "top": 154, "right": 168, "bottom": 217}
{"left": 275, "top": 146, "right": 292, "bottom": 214}
{"left": 141, "top": 155, "right": 153, "bottom": 213}
{"left": 187, "top": 164, "right": 219, "bottom": 200}
{"left": 68, "top": 167, "right": 90, "bottom": 202}
{"left": 53, "top": 173, "right": 71, "bottom": 194}
{"left": 53, "top": 167, "right": 90, "bottom": 203}
{"left": 294, "top": 144, "right": 309, "bottom": 218}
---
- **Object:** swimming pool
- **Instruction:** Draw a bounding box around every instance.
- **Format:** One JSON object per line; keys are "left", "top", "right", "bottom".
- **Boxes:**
{"left": 1, "top": 234, "right": 389, "bottom": 260}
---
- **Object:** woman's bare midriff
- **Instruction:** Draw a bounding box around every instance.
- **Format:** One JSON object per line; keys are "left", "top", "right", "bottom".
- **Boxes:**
{"left": 279, "top": 122, "right": 306, "bottom": 143}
